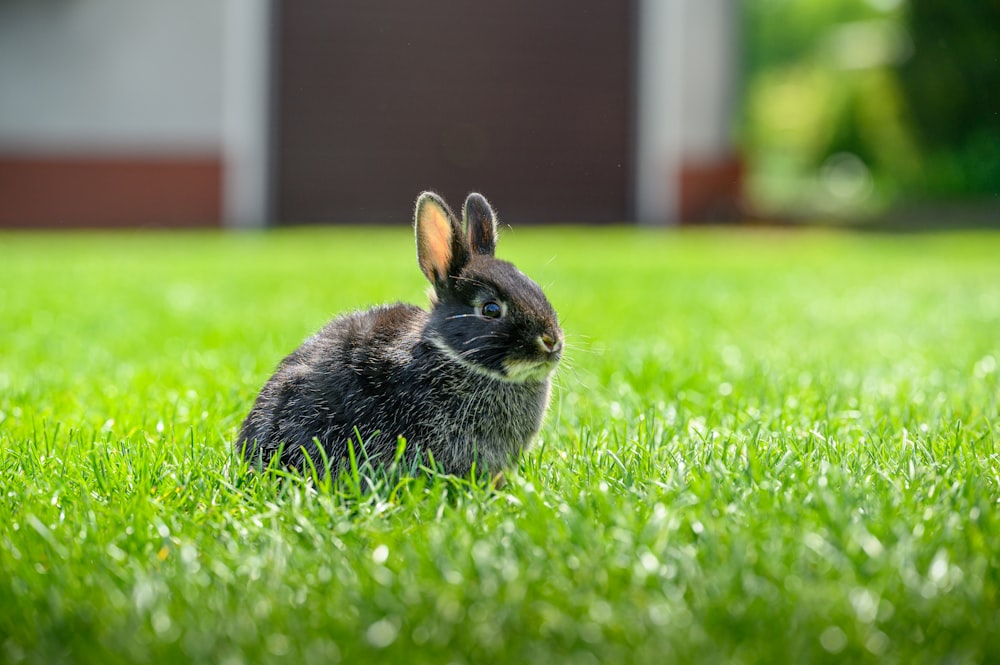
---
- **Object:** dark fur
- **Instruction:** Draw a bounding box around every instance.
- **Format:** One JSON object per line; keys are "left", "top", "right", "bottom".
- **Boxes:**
{"left": 237, "top": 192, "right": 562, "bottom": 476}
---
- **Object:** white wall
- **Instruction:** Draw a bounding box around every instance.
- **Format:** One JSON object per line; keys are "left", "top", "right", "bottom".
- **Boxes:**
{"left": 635, "top": 0, "right": 684, "bottom": 226}
{"left": 0, "top": 0, "right": 271, "bottom": 226}
{"left": 221, "top": 0, "right": 272, "bottom": 228}
{"left": 680, "top": 1, "right": 740, "bottom": 163}
{"left": 0, "top": 0, "right": 225, "bottom": 154}
{"left": 634, "top": 0, "right": 739, "bottom": 224}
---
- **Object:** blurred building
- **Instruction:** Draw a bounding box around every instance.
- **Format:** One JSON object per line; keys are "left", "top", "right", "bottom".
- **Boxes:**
{"left": 0, "top": 1, "right": 740, "bottom": 228}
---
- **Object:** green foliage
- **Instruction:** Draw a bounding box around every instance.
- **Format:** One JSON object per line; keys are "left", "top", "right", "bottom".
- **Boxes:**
{"left": 743, "top": 0, "right": 882, "bottom": 73}
{"left": 896, "top": 0, "right": 1000, "bottom": 196}
{"left": 743, "top": 0, "right": 1000, "bottom": 215}
{"left": 1, "top": 228, "right": 999, "bottom": 663}
{"left": 897, "top": 1, "right": 1000, "bottom": 150}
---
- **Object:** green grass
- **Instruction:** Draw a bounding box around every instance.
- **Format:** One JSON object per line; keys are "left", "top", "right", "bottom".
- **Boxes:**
{"left": 1, "top": 227, "right": 999, "bottom": 664}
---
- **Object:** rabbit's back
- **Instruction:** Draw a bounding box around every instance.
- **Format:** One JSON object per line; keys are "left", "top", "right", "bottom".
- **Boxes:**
{"left": 237, "top": 303, "right": 427, "bottom": 468}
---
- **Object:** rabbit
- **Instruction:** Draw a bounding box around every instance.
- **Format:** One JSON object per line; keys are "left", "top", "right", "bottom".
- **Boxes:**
{"left": 237, "top": 191, "right": 563, "bottom": 478}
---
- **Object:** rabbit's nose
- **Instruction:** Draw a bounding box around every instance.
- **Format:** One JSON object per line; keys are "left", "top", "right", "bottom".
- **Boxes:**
{"left": 538, "top": 333, "right": 562, "bottom": 354}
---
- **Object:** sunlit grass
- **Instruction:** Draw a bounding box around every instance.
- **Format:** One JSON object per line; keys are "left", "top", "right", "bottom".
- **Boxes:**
{"left": 1, "top": 227, "right": 998, "bottom": 664}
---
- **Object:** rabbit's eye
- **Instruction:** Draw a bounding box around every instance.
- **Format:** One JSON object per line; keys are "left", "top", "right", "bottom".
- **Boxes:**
{"left": 481, "top": 301, "right": 503, "bottom": 319}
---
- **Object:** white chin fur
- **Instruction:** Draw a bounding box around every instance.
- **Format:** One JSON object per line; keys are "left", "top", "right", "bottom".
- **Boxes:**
{"left": 502, "top": 359, "right": 557, "bottom": 383}
{"left": 429, "top": 335, "right": 554, "bottom": 383}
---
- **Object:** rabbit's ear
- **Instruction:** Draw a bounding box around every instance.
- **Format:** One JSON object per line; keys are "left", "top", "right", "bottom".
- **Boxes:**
{"left": 463, "top": 193, "right": 497, "bottom": 256}
{"left": 415, "top": 192, "right": 469, "bottom": 287}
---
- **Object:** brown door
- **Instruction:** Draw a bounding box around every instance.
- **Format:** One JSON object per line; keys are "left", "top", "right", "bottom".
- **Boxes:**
{"left": 273, "top": 1, "right": 633, "bottom": 225}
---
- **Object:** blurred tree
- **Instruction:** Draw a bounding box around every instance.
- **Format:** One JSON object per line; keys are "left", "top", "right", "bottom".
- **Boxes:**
{"left": 742, "top": 0, "right": 914, "bottom": 217}
{"left": 896, "top": 1, "right": 1000, "bottom": 196}
{"left": 742, "top": 0, "right": 999, "bottom": 218}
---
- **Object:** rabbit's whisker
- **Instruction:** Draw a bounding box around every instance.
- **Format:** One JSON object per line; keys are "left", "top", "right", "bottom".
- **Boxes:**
{"left": 453, "top": 275, "right": 492, "bottom": 290}
{"left": 461, "top": 333, "right": 502, "bottom": 346}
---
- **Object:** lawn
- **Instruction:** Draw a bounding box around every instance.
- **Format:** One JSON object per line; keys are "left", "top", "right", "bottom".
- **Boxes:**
{"left": 1, "top": 226, "right": 998, "bottom": 664}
